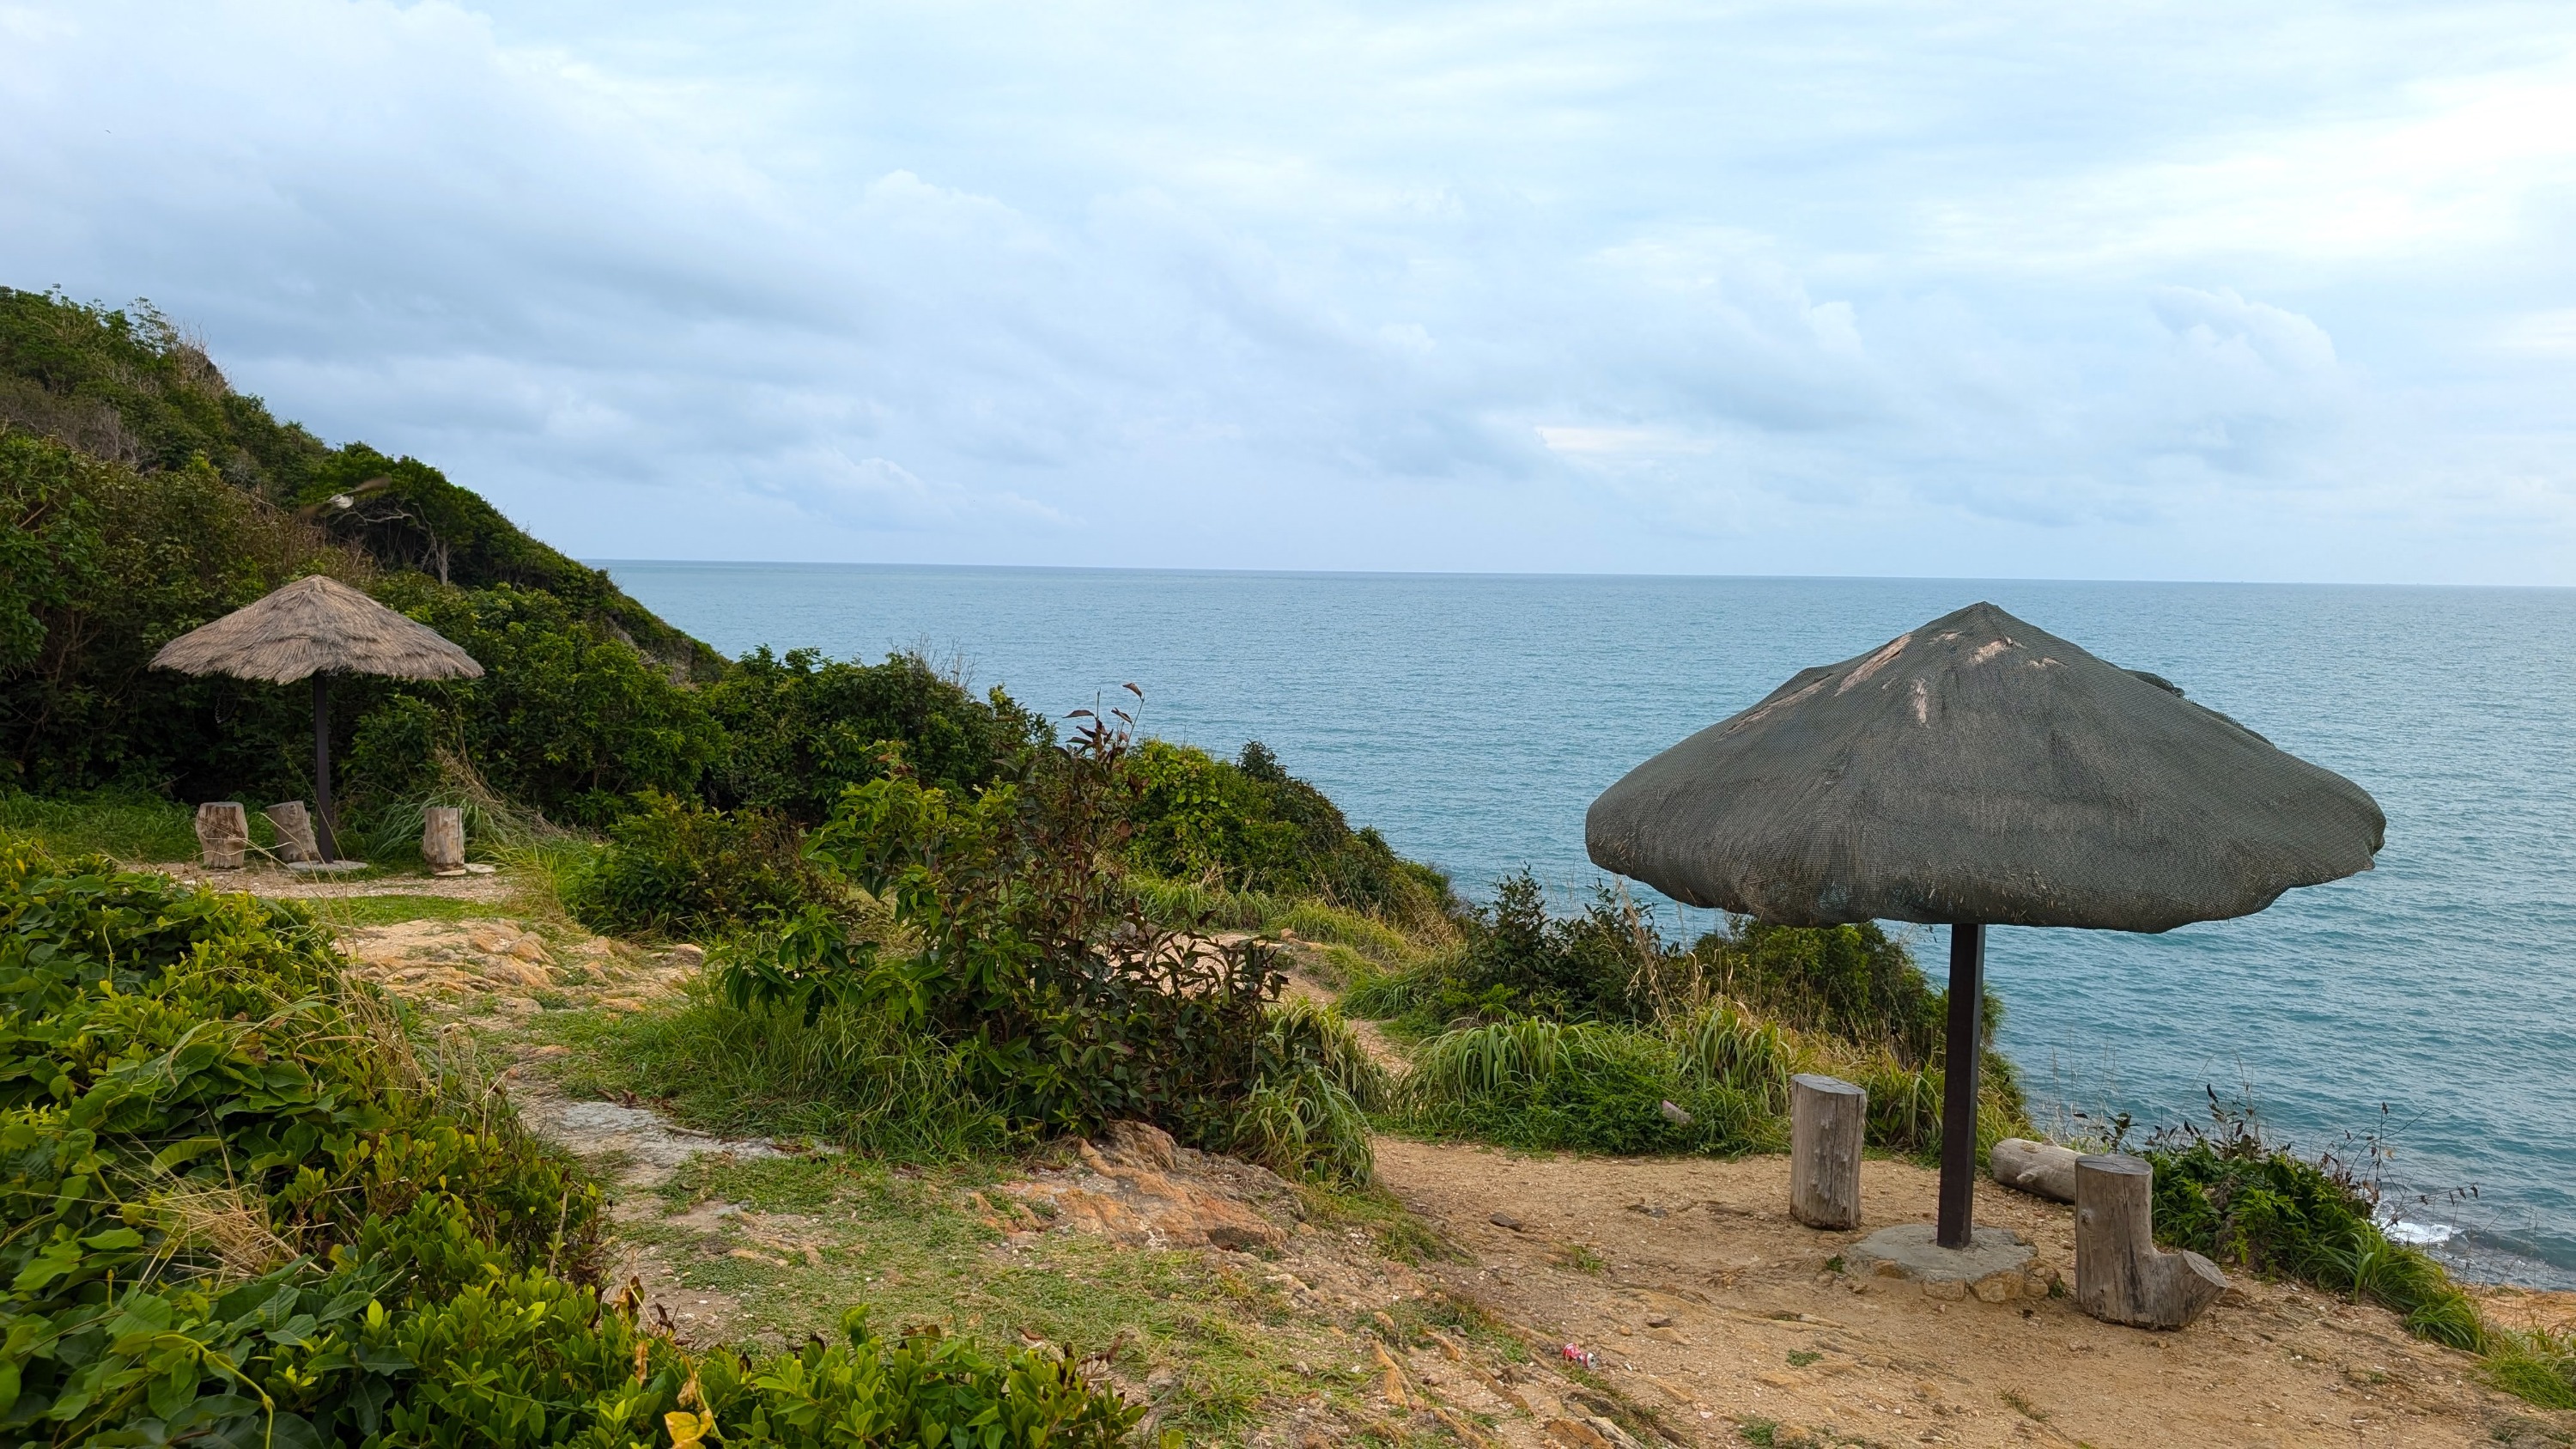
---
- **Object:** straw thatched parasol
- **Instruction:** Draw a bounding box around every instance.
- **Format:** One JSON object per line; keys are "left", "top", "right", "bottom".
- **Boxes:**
{"left": 152, "top": 575, "right": 483, "bottom": 861}
{"left": 1586, "top": 600, "right": 2382, "bottom": 1248}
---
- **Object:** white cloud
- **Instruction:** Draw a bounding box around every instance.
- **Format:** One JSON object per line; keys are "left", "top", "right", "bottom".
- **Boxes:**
{"left": 0, "top": 0, "right": 2570, "bottom": 581}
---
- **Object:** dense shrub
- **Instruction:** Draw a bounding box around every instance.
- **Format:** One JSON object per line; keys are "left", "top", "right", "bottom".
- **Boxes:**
{"left": 570, "top": 791, "right": 836, "bottom": 935}
{"left": 0, "top": 428, "right": 369, "bottom": 797}
{"left": 1343, "top": 874, "right": 1648, "bottom": 1026}
{"left": 0, "top": 845, "right": 1140, "bottom": 1446}
{"left": 0, "top": 844, "right": 598, "bottom": 1441}
{"left": 1127, "top": 739, "right": 1449, "bottom": 920}
{"left": 2142, "top": 1104, "right": 2490, "bottom": 1351}
{"left": 706, "top": 647, "right": 1051, "bottom": 823}
{"left": 348, "top": 579, "right": 726, "bottom": 825}
{"left": 1698, "top": 918, "right": 1953, "bottom": 1065}
{"left": 724, "top": 700, "right": 1286, "bottom": 1150}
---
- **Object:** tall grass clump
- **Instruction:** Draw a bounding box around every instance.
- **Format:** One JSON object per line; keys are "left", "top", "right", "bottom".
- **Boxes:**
{"left": 1354, "top": 869, "right": 2026, "bottom": 1163}
{"left": 1402, "top": 1016, "right": 1785, "bottom": 1157}
{"left": 548, "top": 983, "right": 1018, "bottom": 1161}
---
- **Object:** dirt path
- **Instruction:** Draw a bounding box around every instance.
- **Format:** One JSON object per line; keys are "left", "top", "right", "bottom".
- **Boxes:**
{"left": 308, "top": 910, "right": 2573, "bottom": 1446}
{"left": 151, "top": 860, "right": 522, "bottom": 901}
{"left": 1373, "top": 1137, "right": 2566, "bottom": 1448}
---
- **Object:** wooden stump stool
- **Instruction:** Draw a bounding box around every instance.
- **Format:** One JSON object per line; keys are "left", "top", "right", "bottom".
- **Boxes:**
{"left": 195, "top": 802, "right": 248, "bottom": 869}
{"left": 1789, "top": 1073, "right": 1867, "bottom": 1229}
{"left": 265, "top": 801, "right": 319, "bottom": 863}
{"left": 2074, "top": 1154, "right": 2228, "bottom": 1329}
{"left": 422, "top": 807, "right": 466, "bottom": 874}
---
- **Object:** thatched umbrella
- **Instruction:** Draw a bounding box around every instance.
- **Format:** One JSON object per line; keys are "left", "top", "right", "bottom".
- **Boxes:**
{"left": 1586, "top": 600, "right": 2382, "bottom": 1248}
{"left": 152, "top": 575, "right": 483, "bottom": 861}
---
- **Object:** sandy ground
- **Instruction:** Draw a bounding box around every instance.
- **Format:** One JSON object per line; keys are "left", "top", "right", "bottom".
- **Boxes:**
{"left": 1375, "top": 1137, "right": 2568, "bottom": 1448}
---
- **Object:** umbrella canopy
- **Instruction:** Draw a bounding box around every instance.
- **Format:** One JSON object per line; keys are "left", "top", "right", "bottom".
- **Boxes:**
{"left": 1585, "top": 600, "right": 2383, "bottom": 1252}
{"left": 150, "top": 575, "right": 483, "bottom": 685}
{"left": 1585, "top": 600, "right": 2382, "bottom": 933}
{"left": 153, "top": 575, "right": 482, "bottom": 863}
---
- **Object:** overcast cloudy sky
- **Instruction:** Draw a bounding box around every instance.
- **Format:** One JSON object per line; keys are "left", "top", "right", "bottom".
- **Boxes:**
{"left": 5, "top": 2, "right": 2573, "bottom": 582}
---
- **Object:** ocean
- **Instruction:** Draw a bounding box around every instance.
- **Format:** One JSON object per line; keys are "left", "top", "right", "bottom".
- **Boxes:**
{"left": 598, "top": 563, "right": 2576, "bottom": 1287}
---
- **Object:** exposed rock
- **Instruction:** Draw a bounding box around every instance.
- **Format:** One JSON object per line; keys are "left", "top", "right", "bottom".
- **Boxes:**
{"left": 1000, "top": 1121, "right": 1292, "bottom": 1252}
{"left": 516, "top": 1091, "right": 787, "bottom": 1187}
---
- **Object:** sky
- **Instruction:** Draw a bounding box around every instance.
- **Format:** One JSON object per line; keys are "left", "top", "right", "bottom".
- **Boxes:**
{"left": 4, "top": 1, "right": 2573, "bottom": 583}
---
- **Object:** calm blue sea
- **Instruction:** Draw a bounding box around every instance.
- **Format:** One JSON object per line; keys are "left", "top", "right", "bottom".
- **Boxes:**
{"left": 599, "top": 563, "right": 2576, "bottom": 1287}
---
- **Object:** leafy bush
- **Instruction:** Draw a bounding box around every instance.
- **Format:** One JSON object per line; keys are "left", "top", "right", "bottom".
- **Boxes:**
{"left": 725, "top": 698, "right": 1284, "bottom": 1147}
{"left": 2143, "top": 1104, "right": 2490, "bottom": 1352}
{"left": 0, "top": 845, "right": 1140, "bottom": 1446}
{"left": 569, "top": 791, "right": 835, "bottom": 935}
{"left": 706, "top": 647, "right": 1051, "bottom": 823}
{"left": 1127, "top": 739, "right": 1449, "bottom": 921}
{"left": 0, "top": 844, "right": 600, "bottom": 1442}
{"left": 384, "top": 1292, "right": 1139, "bottom": 1449}
{"left": 349, "top": 578, "right": 726, "bottom": 826}
{"left": 1697, "top": 918, "right": 1953, "bottom": 1065}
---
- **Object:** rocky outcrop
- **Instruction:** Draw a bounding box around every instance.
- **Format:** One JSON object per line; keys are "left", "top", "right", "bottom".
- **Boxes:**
{"left": 996, "top": 1120, "right": 1294, "bottom": 1252}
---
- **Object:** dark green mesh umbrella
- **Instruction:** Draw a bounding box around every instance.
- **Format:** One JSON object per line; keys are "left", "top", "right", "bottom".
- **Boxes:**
{"left": 1586, "top": 601, "right": 2383, "bottom": 1246}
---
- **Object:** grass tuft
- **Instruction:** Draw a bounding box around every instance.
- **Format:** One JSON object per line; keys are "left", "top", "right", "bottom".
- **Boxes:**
{"left": 0, "top": 786, "right": 200, "bottom": 860}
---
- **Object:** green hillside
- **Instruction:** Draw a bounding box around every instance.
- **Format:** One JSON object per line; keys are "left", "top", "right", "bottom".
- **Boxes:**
{"left": 0, "top": 288, "right": 720, "bottom": 680}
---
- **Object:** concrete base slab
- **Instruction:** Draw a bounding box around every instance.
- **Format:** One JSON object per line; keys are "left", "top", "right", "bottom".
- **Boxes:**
{"left": 286, "top": 860, "right": 369, "bottom": 874}
{"left": 1845, "top": 1223, "right": 2052, "bottom": 1303}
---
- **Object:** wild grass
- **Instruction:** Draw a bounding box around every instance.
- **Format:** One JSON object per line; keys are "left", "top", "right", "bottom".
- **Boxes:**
{"left": 0, "top": 786, "right": 200, "bottom": 860}
{"left": 287, "top": 892, "right": 502, "bottom": 929}
{"left": 1387, "top": 1002, "right": 2017, "bottom": 1161}
{"left": 1127, "top": 871, "right": 1453, "bottom": 969}
{"left": 544, "top": 980, "right": 1019, "bottom": 1162}
{"left": 2482, "top": 1327, "right": 2576, "bottom": 1410}
{"left": 646, "top": 1152, "right": 1344, "bottom": 1443}
{"left": 1399, "top": 1014, "right": 1784, "bottom": 1156}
